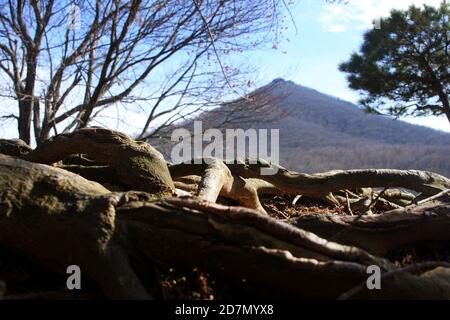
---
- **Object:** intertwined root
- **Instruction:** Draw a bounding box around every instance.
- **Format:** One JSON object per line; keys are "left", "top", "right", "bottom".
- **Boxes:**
{"left": 0, "top": 128, "right": 449, "bottom": 299}
{"left": 25, "top": 127, "right": 175, "bottom": 195}
{"left": 170, "top": 158, "right": 450, "bottom": 214}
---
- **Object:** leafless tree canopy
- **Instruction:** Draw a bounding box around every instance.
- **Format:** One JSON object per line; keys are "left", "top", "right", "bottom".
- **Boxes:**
{"left": 0, "top": 0, "right": 290, "bottom": 145}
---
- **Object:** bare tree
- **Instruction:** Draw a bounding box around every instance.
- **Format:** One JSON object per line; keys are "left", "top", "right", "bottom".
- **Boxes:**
{"left": 0, "top": 0, "right": 291, "bottom": 145}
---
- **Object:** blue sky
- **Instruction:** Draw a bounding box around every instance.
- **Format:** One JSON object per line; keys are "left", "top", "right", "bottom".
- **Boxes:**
{"left": 0, "top": 0, "right": 448, "bottom": 140}
{"left": 249, "top": 0, "right": 450, "bottom": 132}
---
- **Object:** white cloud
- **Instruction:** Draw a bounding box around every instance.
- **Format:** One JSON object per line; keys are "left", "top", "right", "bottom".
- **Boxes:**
{"left": 319, "top": 0, "right": 443, "bottom": 33}
{"left": 328, "top": 24, "right": 347, "bottom": 32}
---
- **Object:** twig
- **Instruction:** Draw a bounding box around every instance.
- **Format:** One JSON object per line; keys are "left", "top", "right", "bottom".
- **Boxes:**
{"left": 281, "top": 0, "right": 298, "bottom": 35}
{"left": 191, "top": 0, "right": 251, "bottom": 101}
{"left": 345, "top": 191, "right": 354, "bottom": 216}
{"left": 416, "top": 189, "right": 450, "bottom": 205}
{"left": 292, "top": 194, "right": 302, "bottom": 205}
{"left": 405, "top": 189, "right": 450, "bottom": 209}
{"left": 367, "top": 187, "right": 389, "bottom": 210}
{"left": 332, "top": 188, "right": 389, "bottom": 240}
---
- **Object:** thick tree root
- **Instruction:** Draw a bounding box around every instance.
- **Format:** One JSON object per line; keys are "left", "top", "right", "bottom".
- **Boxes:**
{"left": 1, "top": 129, "right": 450, "bottom": 299}
{"left": 25, "top": 127, "right": 175, "bottom": 195}
{"left": 1, "top": 153, "right": 450, "bottom": 299}
{"left": 290, "top": 194, "right": 450, "bottom": 256}
{"left": 0, "top": 154, "right": 152, "bottom": 299}
{"left": 226, "top": 159, "right": 450, "bottom": 197}
{"left": 0, "top": 138, "right": 31, "bottom": 157}
{"left": 170, "top": 158, "right": 450, "bottom": 214}
{"left": 170, "top": 160, "right": 281, "bottom": 214}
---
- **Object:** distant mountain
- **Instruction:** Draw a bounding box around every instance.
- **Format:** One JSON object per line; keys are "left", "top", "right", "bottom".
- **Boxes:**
{"left": 149, "top": 78, "right": 450, "bottom": 177}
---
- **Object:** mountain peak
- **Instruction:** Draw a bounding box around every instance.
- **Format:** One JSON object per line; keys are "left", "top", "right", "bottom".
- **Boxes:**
{"left": 271, "top": 77, "right": 286, "bottom": 84}
{"left": 150, "top": 79, "right": 450, "bottom": 177}
{"left": 269, "top": 78, "right": 295, "bottom": 86}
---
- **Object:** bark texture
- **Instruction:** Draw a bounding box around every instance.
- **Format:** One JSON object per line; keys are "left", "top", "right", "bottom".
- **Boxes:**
{"left": 0, "top": 128, "right": 449, "bottom": 300}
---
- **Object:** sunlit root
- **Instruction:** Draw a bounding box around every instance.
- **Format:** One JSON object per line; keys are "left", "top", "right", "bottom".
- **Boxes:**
{"left": 0, "top": 154, "right": 151, "bottom": 299}
{"left": 291, "top": 194, "right": 450, "bottom": 256}
{"left": 25, "top": 127, "right": 175, "bottom": 195}
{"left": 170, "top": 158, "right": 450, "bottom": 214}
{"left": 2, "top": 156, "right": 449, "bottom": 299}
{"left": 1, "top": 129, "right": 450, "bottom": 300}
{"left": 226, "top": 159, "right": 450, "bottom": 198}
{"left": 169, "top": 160, "right": 272, "bottom": 213}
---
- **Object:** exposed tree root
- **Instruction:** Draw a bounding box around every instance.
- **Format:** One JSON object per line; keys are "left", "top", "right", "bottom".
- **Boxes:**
{"left": 0, "top": 154, "right": 153, "bottom": 299}
{"left": 58, "top": 164, "right": 121, "bottom": 186}
{"left": 25, "top": 127, "right": 175, "bottom": 195}
{"left": 0, "top": 138, "right": 31, "bottom": 157}
{"left": 170, "top": 158, "right": 450, "bottom": 214}
{"left": 0, "top": 129, "right": 449, "bottom": 300}
{"left": 170, "top": 161, "right": 281, "bottom": 214}
{"left": 196, "top": 159, "right": 233, "bottom": 202}
{"left": 226, "top": 159, "right": 450, "bottom": 197}
{"left": 290, "top": 194, "right": 450, "bottom": 256}
{"left": 338, "top": 262, "right": 450, "bottom": 300}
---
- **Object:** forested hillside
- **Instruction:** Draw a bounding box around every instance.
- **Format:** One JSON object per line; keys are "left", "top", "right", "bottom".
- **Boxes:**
{"left": 151, "top": 78, "right": 450, "bottom": 177}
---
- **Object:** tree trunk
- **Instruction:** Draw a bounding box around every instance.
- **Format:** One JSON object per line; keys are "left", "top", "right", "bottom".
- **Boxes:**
{"left": 18, "top": 99, "right": 33, "bottom": 145}
{"left": 17, "top": 53, "right": 38, "bottom": 145}
{"left": 440, "top": 93, "right": 450, "bottom": 124}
